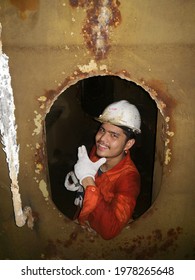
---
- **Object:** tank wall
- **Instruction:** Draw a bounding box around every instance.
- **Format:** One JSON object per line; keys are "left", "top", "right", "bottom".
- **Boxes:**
{"left": 0, "top": 0, "right": 194, "bottom": 259}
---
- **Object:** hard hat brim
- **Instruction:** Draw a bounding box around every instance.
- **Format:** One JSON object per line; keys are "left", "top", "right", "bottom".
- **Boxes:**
{"left": 94, "top": 116, "right": 141, "bottom": 134}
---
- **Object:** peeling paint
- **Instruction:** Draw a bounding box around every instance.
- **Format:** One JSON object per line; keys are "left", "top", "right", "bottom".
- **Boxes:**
{"left": 35, "top": 163, "right": 43, "bottom": 174}
{"left": 38, "top": 96, "right": 47, "bottom": 102}
{"left": 39, "top": 179, "right": 49, "bottom": 200}
{"left": 36, "top": 143, "right": 41, "bottom": 149}
{"left": 165, "top": 148, "right": 172, "bottom": 165}
{"left": 163, "top": 115, "right": 174, "bottom": 149}
{"left": 165, "top": 138, "right": 170, "bottom": 146}
{"left": 165, "top": 116, "right": 170, "bottom": 123}
{"left": 38, "top": 96, "right": 47, "bottom": 109}
{"left": 138, "top": 78, "right": 177, "bottom": 166}
{"left": 77, "top": 59, "right": 109, "bottom": 73}
{"left": 32, "top": 110, "right": 42, "bottom": 136}
{"left": 99, "top": 64, "right": 108, "bottom": 71}
{"left": 166, "top": 131, "right": 174, "bottom": 137}
{"left": 34, "top": 142, "right": 46, "bottom": 175}
{"left": 78, "top": 59, "right": 98, "bottom": 73}
{"left": 33, "top": 176, "right": 39, "bottom": 184}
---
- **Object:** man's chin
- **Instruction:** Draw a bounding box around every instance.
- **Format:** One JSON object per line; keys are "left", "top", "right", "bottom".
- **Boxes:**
{"left": 96, "top": 149, "right": 107, "bottom": 158}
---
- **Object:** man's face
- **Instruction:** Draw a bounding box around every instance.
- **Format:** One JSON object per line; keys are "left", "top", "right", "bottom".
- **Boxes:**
{"left": 95, "top": 123, "right": 134, "bottom": 160}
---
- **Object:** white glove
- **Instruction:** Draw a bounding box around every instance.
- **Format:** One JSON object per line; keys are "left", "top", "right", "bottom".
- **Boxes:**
{"left": 74, "top": 145, "right": 106, "bottom": 184}
{"left": 74, "top": 184, "right": 85, "bottom": 207}
{"left": 64, "top": 171, "right": 85, "bottom": 207}
{"left": 64, "top": 171, "right": 80, "bottom": 191}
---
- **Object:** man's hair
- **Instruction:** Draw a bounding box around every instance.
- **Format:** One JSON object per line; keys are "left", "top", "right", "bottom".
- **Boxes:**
{"left": 118, "top": 125, "right": 136, "bottom": 140}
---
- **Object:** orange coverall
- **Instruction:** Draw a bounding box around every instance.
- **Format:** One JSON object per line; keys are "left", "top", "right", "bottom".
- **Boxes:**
{"left": 78, "top": 146, "right": 140, "bottom": 240}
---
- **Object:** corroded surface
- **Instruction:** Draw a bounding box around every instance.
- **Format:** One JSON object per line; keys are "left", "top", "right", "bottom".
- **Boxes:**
{"left": 0, "top": 0, "right": 194, "bottom": 259}
{"left": 70, "top": 0, "right": 121, "bottom": 60}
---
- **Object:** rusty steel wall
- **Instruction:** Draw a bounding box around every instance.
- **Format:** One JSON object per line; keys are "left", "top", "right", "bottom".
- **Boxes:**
{"left": 0, "top": 0, "right": 195, "bottom": 259}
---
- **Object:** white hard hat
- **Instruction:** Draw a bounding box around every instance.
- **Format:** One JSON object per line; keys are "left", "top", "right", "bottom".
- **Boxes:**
{"left": 95, "top": 100, "right": 141, "bottom": 134}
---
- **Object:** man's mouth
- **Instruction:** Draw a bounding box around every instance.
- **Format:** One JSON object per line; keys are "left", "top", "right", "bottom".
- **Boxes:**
{"left": 97, "top": 142, "right": 109, "bottom": 151}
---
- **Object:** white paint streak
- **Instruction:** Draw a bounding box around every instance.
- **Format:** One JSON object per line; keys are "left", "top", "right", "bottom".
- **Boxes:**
{"left": 0, "top": 24, "right": 33, "bottom": 228}
{"left": 0, "top": 58, "right": 19, "bottom": 184}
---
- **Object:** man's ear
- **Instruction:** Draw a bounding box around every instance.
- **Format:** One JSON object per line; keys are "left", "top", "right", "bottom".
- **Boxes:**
{"left": 124, "top": 139, "right": 135, "bottom": 151}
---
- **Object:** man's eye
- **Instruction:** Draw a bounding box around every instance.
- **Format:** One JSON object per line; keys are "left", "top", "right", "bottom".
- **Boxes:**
{"left": 111, "top": 133, "right": 118, "bottom": 138}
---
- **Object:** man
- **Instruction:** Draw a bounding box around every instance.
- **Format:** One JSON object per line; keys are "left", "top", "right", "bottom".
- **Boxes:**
{"left": 65, "top": 100, "right": 141, "bottom": 240}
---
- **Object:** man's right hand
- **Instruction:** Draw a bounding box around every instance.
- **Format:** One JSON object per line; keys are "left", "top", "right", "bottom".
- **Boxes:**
{"left": 74, "top": 145, "right": 106, "bottom": 184}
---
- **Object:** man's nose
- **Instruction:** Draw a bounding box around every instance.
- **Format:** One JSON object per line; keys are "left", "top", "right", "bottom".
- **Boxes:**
{"left": 99, "top": 132, "right": 108, "bottom": 142}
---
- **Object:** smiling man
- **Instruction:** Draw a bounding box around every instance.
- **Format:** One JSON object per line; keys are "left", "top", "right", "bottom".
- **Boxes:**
{"left": 65, "top": 100, "right": 141, "bottom": 240}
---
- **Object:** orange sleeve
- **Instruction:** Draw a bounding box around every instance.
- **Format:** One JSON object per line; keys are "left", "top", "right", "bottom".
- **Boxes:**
{"left": 81, "top": 171, "right": 140, "bottom": 240}
{"left": 78, "top": 185, "right": 100, "bottom": 222}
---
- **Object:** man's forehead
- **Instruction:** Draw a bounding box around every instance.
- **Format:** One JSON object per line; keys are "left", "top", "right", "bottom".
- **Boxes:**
{"left": 101, "top": 123, "right": 124, "bottom": 134}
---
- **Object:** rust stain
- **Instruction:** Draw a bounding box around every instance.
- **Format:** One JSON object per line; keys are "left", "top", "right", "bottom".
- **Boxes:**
{"left": 42, "top": 227, "right": 183, "bottom": 259}
{"left": 31, "top": 210, "right": 39, "bottom": 224}
{"left": 64, "top": 232, "right": 78, "bottom": 248}
{"left": 138, "top": 78, "right": 177, "bottom": 166}
{"left": 44, "top": 239, "right": 58, "bottom": 259}
{"left": 142, "top": 79, "right": 177, "bottom": 116}
{"left": 45, "top": 89, "right": 61, "bottom": 100}
{"left": 34, "top": 142, "right": 46, "bottom": 174}
{"left": 41, "top": 70, "right": 134, "bottom": 115}
{"left": 10, "top": 0, "right": 39, "bottom": 20}
{"left": 42, "top": 71, "right": 88, "bottom": 112}
{"left": 42, "top": 88, "right": 63, "bottom": 115}
{"left": 43, "top": 227, "right": 99, "bottom": 259}
{"left": 43, "top": 231, "right": 79, "bottom": 259}
{"left": 69, "top": 0, "right": 121, "bottom": 60}
{"left": 115, "top": 69, "right": 131, "bottom": 79}
{"left": 69, "top": 0, "right": 86, "bottom": 8}
{"left": 120, "top": 227, "right": 183, "bottom": 259}
{"left": 153, "top": 229, "right": 163, "bottom": 241}
{"left": 42, "top": 69, "right": 132, "bottom": 115}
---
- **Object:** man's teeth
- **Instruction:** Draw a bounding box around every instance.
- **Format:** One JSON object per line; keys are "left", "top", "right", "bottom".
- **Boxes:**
{"left": 99, "top": 144, "right": 108, "bottom": 148}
